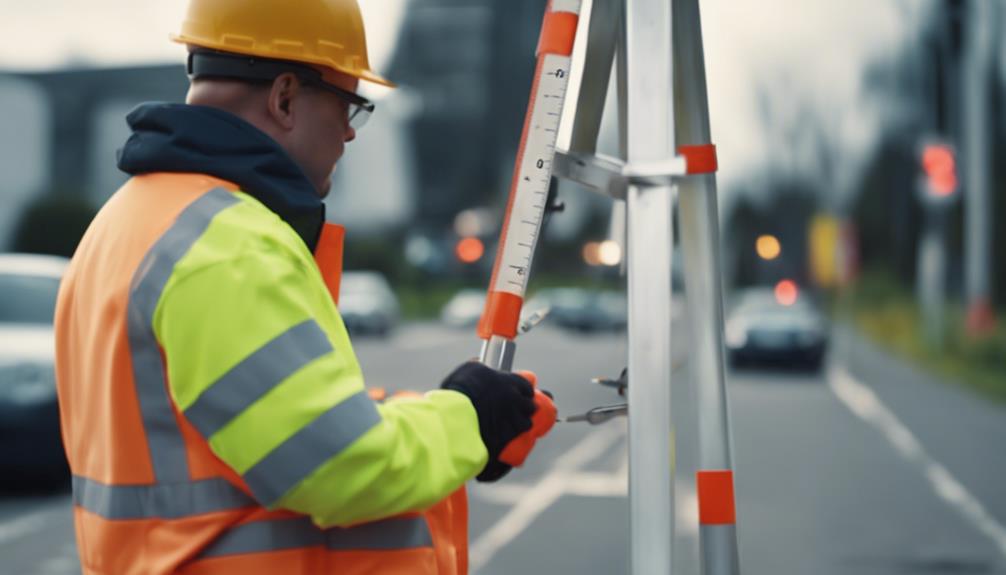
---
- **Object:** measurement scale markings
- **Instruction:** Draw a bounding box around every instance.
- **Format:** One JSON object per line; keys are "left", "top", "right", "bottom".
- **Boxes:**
{"left": 493, "top": 53, "right": 571, "bottom": 297}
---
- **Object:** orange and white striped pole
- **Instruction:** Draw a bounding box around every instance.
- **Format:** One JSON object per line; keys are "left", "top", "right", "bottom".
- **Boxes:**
{"left": 478, "top": 0, "right": 580, "bottom": 371}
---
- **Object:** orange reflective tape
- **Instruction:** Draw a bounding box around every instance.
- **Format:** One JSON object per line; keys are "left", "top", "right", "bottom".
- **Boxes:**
{"left": 313, "top": 223, "right": 345, "bottom": 306}
{"left": 477, "top": 291, "right": 523, "bottom": 339}
{"left": 537, "top": 11, "right": 578, "bottom": 56}
{"left": 679, "top": 144, "right": 718, "bottom": 175}
{"left": 696, "top": 470, "right": 736, "bottom": 525}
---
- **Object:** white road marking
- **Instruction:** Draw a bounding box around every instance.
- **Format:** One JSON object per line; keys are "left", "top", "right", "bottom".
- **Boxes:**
{"left": 676, "top": 489, "right": 700, "bottom": 537}
{"left": 469, "top": 422, "right": 627, "bottom": 572}
{"left": 391, "top": 327, "right": 470, "bottom": 351}
{"left": 563, "top": 471, "right": 626, "bottom": 497}
{"left": 34, "top": 544, "right": 78, "bottom": 575}
{"left": 471, "top": 469, "right": 628, "bottom": 506}
{"left": 829, "top": 366, "right": 1006, "bottom": 558}
{"left": 0, "top": 508, "right": 51, "bottom": 546}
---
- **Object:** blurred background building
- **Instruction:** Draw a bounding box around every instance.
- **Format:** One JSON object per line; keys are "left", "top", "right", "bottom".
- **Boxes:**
{"left": 0, "top": 0, "right": 1003, "bottom": 316}
{"left": 1, "top": 3, "right": 1005, "bottom": 571}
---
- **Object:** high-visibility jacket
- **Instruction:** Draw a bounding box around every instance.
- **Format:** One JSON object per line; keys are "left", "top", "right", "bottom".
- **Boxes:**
{"left": 54, "top": 104, "right": 488, "bottom": 574}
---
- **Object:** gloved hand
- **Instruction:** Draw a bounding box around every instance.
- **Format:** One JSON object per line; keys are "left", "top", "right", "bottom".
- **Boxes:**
{"left": 498, "top": 371, "right": 556, "bottom": 468}
{"left": 440, "top": 362, "right": 541, "bottom": 482}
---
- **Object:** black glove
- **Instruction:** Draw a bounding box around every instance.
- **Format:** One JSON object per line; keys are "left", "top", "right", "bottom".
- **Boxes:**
{"left": 440, "top": 362, "right": 536, "bottom": 482}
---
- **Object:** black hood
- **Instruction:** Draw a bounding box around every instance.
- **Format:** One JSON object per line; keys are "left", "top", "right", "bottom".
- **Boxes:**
{"left": 117, "top": 103, "right": 325, "bottom": 250}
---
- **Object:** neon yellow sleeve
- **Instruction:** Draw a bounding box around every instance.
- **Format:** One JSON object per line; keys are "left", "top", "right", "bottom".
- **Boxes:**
{"left": 153, "top": 200, "right": 487, "bottom": 526}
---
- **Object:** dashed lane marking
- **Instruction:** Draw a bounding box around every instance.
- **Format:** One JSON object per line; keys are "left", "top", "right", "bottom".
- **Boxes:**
{"left": 829, "top": 366, "right": 1006, "bottom": 558}
{"left": 0, "top": 508, "right": 51, "bottom": 547}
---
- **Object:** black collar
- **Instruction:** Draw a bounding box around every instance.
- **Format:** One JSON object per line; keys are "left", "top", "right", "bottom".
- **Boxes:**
{"left": 117, "top": 103, "right": 325, "bottom": 250}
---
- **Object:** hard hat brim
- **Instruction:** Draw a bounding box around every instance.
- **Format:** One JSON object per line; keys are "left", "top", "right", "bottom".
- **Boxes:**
{"left": 170, "top": 34, "right": 396, "bottom": 88}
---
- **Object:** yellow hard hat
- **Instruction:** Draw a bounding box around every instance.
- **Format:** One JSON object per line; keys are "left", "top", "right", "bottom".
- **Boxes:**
{"left": 170, "top": 0, "right": 394, "bottom": 87}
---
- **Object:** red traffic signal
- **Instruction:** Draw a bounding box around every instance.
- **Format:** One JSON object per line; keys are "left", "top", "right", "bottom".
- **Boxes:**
{"left": 921, "top": 144, "right": 957, "bottom": 198}
{"left": 455, "top": 237, "right": 485, "bottom": 264}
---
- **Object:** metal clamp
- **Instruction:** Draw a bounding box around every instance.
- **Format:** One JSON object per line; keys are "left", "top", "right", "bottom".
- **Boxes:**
{"left": 552, "top": 146, "right": 716, "bottom": 200}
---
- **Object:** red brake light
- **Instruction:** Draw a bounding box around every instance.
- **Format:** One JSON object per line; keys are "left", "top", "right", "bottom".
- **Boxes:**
{"left": 775, "top": 280, "right": 798, "bottom": 306}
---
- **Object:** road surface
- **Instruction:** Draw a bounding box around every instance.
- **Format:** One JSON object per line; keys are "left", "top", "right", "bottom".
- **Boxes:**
{"left": 2, "top": 321, "right": 1004, "bottom": 574}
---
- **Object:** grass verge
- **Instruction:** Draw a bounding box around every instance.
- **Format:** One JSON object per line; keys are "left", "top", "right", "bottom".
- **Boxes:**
{"left": 839, "top": 270, "right": 1006, "bottom": 402}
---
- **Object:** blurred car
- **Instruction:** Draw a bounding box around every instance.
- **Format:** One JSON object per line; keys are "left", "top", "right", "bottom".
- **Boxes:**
{"left": 725, "top": 285, "right": 828, "bottom": 370}
{"left": 525, "top": 288, "right": 627, "bottom": 333}
{"left": 0, "top": 253, "right": 70, "bottom": 483}
{"left": 338, "top": 271, "right": 400, "bottom": 337}
{"left": 440, "top": 289, "right": 485, "bottom": 328}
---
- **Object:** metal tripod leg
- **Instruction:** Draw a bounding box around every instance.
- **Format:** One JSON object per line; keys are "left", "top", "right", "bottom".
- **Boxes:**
{"left": 673, "top": 0, "right": 741, "bottom": 573}
{"left": 553, "top": 0, "right": 739, "bottom": 572}
{"left": 622, "top": 0, "right": 676, "bottom": 573}
{"left": 567, "top": 0, "right": 620, "bottom": 156}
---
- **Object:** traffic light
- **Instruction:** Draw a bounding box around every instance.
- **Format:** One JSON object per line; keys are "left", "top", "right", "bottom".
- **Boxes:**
{"left": 455, "top": 237, "right": 485, "bottom": 264}
{"left": 921, "top": 143, "right": 957, "bottom": 198}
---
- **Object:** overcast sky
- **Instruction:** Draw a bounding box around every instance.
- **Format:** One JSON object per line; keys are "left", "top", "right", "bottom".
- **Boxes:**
{"left": 0, "top": 0, "right": 934, "bottom": 206}
{"left": 0, "top": 0, "right": 408, "bottom": 72}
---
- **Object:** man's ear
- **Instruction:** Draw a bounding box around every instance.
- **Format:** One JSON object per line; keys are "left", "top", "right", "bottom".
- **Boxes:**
{"left": 267, "top": 73, "right": 301, "bottom": 130}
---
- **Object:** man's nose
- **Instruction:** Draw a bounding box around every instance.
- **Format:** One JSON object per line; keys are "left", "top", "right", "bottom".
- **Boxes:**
{"left": 344, "top": 125, "right": 356, "bottom": 143}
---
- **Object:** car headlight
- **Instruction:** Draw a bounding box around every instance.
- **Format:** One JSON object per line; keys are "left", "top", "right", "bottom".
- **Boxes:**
{"left": 0, "top": 363, "right": 57, "bottom": 406}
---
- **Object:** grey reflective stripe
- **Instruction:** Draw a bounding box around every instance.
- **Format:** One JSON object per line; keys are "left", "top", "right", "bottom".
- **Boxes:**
{"left": 199, "top": 517, "right": 325, "bottom": 557}
{"left": 326, "top": 515, "right": 434, "bottom": 551}
{"left": 198, "top": 516, "right": 433, "bottom": 559}
{"left": 72, "top": 475, "right": 255, "bottom": 520}
{"left": 127, "top": 188, "right": 240, "bottom": 483}
{"left": 242, "top": 391, "right": 381, "bottom": 506}
{"left": 184, "top": 319, "right": 334, "bottom": 438}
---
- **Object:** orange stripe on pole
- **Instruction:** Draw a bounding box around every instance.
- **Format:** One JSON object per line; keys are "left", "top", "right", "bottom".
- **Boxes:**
{"left": 537, "top": 11, "right": 578, "bottom": 56}
{"left": 696, "top": 470, "right": 736, "bottom": 525}
{"left": 679, "top": 144, "right": 718, "bottom": 174}
{"left": 477, "top": 291, "right": 524, "bottom": 340}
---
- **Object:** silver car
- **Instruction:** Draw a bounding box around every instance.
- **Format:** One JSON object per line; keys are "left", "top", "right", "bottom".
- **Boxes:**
{"left": 338, "top": 271, "right": 400, "bottom": 338}
{"left": 440, "top": 289, "right": 486, "bottom": 328}
{"left": 0, "top": 253, "right": 69, "bottom": 484}
{"left": 725, "top": 286, "right": 828, "bottom": 371}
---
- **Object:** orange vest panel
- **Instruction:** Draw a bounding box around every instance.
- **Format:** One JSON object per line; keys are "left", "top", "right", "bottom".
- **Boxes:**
{"left": 56, "top": 173, "right": 469, "bottom": 574}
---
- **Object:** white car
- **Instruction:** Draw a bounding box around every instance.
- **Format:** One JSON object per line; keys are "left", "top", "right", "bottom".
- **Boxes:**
{"left": 0, "top": 253, "right": 70, "bottom": 484}
{"left": 338, "top": 271, "right": 400, "bottom": 337}
{"left": 440, "top": 289, "right": 486, "bottom": 328}
{"left": 725, "top": 286, "right": 829, "bottom": 371}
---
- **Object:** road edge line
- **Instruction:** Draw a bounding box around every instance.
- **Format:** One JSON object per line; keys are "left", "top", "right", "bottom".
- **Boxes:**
{"left": 829, "top": 365, "right": 1006, "bottom": 559}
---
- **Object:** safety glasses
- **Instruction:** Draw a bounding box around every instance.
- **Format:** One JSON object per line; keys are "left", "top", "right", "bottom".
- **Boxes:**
{"left": 188, "top": 51, "right": 376, "bottom": 130}
{"left": 304, "top": 80, "right": 374, "bottom": 130}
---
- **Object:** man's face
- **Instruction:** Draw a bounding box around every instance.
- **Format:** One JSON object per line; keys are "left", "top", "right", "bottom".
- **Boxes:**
{"left": 288, "top": 71, "right": 360, "bottom": 198}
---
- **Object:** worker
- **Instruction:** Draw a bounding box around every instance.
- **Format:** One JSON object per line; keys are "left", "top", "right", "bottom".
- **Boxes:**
{"left": 52, "top": 0, "right": 555, "bottom": 573}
